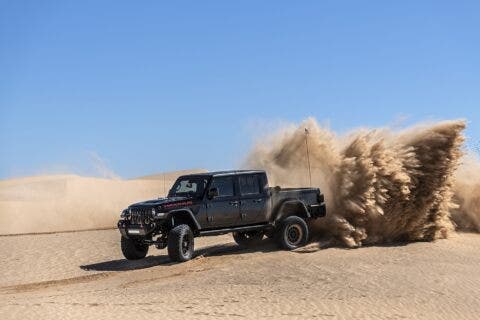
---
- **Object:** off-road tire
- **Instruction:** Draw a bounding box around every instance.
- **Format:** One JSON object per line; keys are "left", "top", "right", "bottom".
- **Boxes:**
{"left": 233, "top": 231, "right": 264, "bottom": 247}
{"left": 167, "top": 224, "right": 194, "bottom": 262}
{"left": 121, "top": 236, "right": 149, "bottom": 260}
{"left": 277, "top": 216, "right": 309, "bottom": 250}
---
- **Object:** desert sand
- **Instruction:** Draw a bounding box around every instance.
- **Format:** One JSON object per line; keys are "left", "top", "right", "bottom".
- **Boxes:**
{"left": 0, "top": 229, "right": 479, "bottom": 319}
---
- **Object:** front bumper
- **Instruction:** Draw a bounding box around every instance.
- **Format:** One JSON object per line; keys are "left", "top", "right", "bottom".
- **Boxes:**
{"left": 118, "top": 220, "right": 151, "bottom": 238}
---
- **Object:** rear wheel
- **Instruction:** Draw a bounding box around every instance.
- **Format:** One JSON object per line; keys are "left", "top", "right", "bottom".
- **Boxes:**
{"left": 121, "top": 236, "right": 149, "bottom": 260}
{"left": 233, "top": 231, "right": 264, "bottom": 247}
{"left": 277, "top": 216, "right": 309, "bottom": 250}
{"left": 167, "top": 224, "right": 194, "bottom": 262}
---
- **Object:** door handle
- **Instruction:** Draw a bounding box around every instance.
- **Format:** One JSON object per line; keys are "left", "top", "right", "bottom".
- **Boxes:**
{"left": 229, "top": 201, "right": 239, "bottom": 206}
{"left": 253, "top": 199, "right": 263, "bottom": 203}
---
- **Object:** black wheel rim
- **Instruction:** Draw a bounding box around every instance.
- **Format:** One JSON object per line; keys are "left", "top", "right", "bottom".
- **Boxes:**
{"left": 285, "top": 224, "right": 302, "bottom": 246}
{"left": 182, "top": 234, "right": 191, "bottom": 255}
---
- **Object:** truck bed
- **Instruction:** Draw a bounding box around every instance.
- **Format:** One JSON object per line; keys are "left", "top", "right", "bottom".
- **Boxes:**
{"left": 268, "top": 187, "right": 325, "bottom": 220}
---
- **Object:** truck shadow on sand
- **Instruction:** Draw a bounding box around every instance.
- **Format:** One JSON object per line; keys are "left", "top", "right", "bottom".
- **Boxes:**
{"left": 80, "top": 241, "right": 279, "bottom": 272}
{"left": 80, "top": 238, "right": 416, "bottom": 272}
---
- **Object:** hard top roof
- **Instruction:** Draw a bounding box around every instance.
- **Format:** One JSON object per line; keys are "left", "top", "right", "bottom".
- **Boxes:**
{"left": 178, "top": 170, "right": 265, "bottom": 178}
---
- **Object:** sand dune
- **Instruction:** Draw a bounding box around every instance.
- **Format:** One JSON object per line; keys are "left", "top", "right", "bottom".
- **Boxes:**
{"left": 0, "top": 229, "right": 479, "bottom": 319}
{"left": 135, "top": 168, "right": 207, "bottom": 181}
{"left": 0, "top": 170, "right": 204, "bottom": 235}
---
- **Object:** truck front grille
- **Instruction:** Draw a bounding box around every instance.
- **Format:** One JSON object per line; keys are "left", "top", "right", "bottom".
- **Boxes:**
{"left": 129, "top": 208, "right": 152, "bottom": 225}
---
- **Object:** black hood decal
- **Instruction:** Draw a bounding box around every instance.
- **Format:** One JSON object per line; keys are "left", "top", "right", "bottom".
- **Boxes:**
{"left": 128, "top": 197, "right": 188, "bottom": 208}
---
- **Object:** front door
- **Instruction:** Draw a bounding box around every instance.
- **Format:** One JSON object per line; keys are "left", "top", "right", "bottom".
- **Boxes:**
{"left": 238, "top": 174, "right": 268, "bottom": 225}
{"left": 206, "top": 176, "right": 239, "bottom": 227}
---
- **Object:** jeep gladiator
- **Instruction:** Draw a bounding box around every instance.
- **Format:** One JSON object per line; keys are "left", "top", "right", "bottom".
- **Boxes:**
{"left": 118, "top": 170, "right": 326, "bottom": 262}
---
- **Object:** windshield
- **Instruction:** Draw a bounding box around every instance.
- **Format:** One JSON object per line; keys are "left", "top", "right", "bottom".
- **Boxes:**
{"left": 168, "top": 176, "right": 209, "bottom": 199}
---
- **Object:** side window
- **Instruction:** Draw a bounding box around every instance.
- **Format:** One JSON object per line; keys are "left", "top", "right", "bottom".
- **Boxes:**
{"left": 239, "top": 174, "right": 260, "bottom": 195}
{"left": 211, "top": 176, "right": 234, "bottom": 197}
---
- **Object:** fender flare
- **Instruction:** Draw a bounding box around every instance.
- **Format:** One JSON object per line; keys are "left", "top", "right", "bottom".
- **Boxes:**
{"left": 275, "top": 199, "right": 311, "bottom": 222}
{"left": 168, "top": 209, "right": 201, "bottom": 231}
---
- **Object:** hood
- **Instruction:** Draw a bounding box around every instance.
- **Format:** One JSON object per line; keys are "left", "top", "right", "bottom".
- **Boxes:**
{"left": 128, "top": 197, "right": 189, "bottom": 209}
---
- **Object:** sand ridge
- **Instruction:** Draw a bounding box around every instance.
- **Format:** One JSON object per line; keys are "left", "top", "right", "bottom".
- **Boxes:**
{"left": 0, "top": 170, "right": 205, "bottom": 235}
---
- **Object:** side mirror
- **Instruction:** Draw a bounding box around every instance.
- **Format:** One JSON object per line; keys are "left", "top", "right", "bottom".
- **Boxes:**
{"left": 207, "top": 187, "right": 219, "bottom": 199}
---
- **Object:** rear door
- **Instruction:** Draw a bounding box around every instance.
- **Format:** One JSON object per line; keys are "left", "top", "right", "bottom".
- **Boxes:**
{"left": 238, "top": 174, "right": 268, "bottom": 225}
{"left": 206, "top": 175, "right": 239, "bottom": 228}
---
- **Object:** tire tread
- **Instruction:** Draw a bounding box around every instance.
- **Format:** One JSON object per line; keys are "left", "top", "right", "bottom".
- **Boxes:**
{"left": 121, "top": 236, "right": 149, "bottom": 260}
{"left": 276, "top": 216, "right": 309, "bottom": 250}
{"left": 167, "top": 224, "right": 194, "bottom": 262}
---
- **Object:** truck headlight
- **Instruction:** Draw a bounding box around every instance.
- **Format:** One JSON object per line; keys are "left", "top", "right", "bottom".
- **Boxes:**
{"left": 155, "top": 211, "right": 166, "bottom": 218}
{"left": 120, "top": 210, "right": 127, "bottom": 218}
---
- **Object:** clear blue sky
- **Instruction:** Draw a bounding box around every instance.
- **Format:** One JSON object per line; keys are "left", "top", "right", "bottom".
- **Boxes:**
{"left": 1, "top": 1, "right": 479, "bottom": 179}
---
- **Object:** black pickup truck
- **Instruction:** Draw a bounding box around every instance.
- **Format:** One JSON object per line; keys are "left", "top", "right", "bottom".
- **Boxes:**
{"left": 118, "top": 170, "right": 326, "bottom": 262}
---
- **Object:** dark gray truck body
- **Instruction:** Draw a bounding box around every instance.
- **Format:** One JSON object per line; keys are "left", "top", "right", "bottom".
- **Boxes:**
{"left": 117, "top": 170, "right": 326, "bottom": 261}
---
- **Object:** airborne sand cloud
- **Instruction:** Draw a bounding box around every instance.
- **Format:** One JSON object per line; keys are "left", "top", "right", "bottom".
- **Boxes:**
{"left": 245, "top": 118, "right": 480, "bottom": 246}
{"left": 452, "top": 152, "right": 480, "bottom": 232}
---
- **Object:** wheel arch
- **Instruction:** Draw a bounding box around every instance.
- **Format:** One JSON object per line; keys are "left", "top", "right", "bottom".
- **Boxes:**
{"left": 168, "top": 209, "right": 201, "bottom": 233}
{"left": 274, "top": 199, "right": 311, "bottom": 222}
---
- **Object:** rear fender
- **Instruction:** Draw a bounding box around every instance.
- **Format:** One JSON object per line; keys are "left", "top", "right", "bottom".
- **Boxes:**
{"left": 275, "top": 200, "right": 311, "bottom": 222}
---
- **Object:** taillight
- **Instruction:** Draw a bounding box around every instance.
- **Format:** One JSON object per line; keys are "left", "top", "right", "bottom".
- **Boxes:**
{"left": 318, "top": 193, "right": 325, "bottom": 203}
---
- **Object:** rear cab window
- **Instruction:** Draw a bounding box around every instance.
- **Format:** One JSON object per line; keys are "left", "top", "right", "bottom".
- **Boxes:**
{"left": 239, "top": 174, "right": 261, "bottom": 196}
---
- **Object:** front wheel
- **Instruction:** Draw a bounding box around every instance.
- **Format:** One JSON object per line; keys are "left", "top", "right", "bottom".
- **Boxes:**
{"left": 167, "top": 224, "right": 194, "bottom": 262}
{"left": 277, "top": 216, "right": 309, "bottom": 250}
{"left": 121, "top": 236, "right": 149, "bottom": 260}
